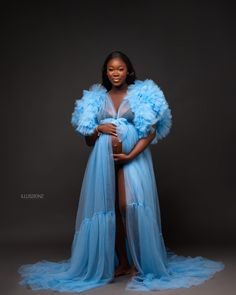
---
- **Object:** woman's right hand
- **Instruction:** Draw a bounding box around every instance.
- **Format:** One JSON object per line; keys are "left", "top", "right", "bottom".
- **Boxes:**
{"left": 98, "top": 123, "right": 117, "bottom": 137}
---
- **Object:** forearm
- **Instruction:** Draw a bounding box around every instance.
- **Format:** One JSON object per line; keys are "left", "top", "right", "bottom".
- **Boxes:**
{"left": 128, "top": 127, "right": 156, "bottom": 160}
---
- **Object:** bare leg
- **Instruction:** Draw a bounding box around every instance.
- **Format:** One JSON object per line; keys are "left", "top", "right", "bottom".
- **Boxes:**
{"left": 112, "top": 135, "right": 138, "bottom": 277}
{"left": 114, "top": 163, "right": 131, "bottom": 277}
{"left": 116, "top": 164, "right": 138, "bottom": 277}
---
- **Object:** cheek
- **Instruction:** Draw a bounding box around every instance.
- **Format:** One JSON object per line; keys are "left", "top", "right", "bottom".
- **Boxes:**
{"left": 106, "top": 71, "right": 112, "bottom": 78}
{"left": 121, "top": 71, "right": 128, "bottom": 79}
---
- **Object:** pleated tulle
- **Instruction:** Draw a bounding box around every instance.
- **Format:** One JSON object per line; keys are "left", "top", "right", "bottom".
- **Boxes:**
{"left": 18, "top": 117, "right": 224, "bottom": 293}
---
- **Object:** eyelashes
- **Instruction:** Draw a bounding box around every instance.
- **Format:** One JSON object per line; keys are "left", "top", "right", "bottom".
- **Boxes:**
{"left": 108, "top": 68, "right": 124, "bottom": 71}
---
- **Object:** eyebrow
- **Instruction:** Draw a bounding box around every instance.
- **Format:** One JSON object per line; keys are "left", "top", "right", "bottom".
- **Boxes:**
{"left": 108, "top": 65, "right": 124, "bottom": 68}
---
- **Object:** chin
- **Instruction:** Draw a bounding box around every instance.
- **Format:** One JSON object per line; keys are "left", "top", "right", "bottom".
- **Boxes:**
{"left": 112, "top": 81, "right": 126, "bottom": 87}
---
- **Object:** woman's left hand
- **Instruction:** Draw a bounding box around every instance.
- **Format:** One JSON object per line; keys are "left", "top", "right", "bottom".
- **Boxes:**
{"left": 113, "top": 153, "right": 132, "bottom": 164}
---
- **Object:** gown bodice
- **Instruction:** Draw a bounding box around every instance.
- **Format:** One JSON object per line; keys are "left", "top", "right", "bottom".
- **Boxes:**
{"left": 97, "top": 95, "right": 137, "bottom": 153}
{"left": 97, "top": 94, "right": 135, "bottom": 123}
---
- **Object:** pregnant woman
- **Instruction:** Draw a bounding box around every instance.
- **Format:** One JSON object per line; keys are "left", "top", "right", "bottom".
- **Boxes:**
{"left": 18, "top": 51, "right": 224, "bottom": 293}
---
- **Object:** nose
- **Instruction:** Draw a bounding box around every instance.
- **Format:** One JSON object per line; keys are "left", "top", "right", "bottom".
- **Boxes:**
{"left": 112, "top": 70, "right": 119, "bottom": 76}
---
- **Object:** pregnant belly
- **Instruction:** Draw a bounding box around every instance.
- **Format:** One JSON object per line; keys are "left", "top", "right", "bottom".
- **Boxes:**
{"left": 98, "top": 118, "right": 138, "bottom": 155}
{"left": 111, "top": 135, "right": 122, "bottom": 154}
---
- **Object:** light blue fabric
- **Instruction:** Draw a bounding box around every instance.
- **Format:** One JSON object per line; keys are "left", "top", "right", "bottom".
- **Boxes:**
{"left": 18, "top": 79, "right": 224, "bottom": 292}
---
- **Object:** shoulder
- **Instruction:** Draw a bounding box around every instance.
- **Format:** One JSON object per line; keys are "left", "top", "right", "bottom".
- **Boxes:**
{"left": 73, "top": 83, "right": 107, "bottom": 111}
{"left": 78, "top": 83, "right": 107, "bottom": 103}
{"left": 127, "top": 78, "right": 172, "bottom": 142}
{"left": 71, "top": 82, "right": 107, "bottom": 116}
{"left": 71, "top": 83, "right": 107, "bottom": 135}
{"left": 128, "top": 79, "right": 168, "bottom": 113}
{"left": 131, "top": 79, "right": 164, "bottom": 98}
{"left": 87, "top": 82, "right": 107, "bottom": 95}
{"left": 131, "top": 78, "right": 163, "bottom": 93}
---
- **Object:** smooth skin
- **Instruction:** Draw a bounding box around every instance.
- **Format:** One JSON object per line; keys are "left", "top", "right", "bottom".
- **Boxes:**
{"left": 85, "top": 57, "right": 156, "bottom": 277}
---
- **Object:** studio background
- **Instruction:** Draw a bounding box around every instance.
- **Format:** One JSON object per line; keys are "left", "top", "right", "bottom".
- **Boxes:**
{"left": 1, "top": 0, "right": 235, "bottom": 251}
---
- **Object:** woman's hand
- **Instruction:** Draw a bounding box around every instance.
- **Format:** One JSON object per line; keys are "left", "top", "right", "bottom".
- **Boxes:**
{"left": 98, "top": 123, "right": 117, "bottom": 137}
{"left": 113, "top": 153, "right": 132, "bottom": 164}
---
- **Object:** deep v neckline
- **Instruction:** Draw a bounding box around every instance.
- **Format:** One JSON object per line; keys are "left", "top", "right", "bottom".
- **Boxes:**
{"left": 106, "top": 89, "right": 129, "bottom": 116}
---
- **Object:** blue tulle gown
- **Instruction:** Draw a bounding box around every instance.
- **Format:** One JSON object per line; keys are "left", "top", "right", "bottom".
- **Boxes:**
{"left": 18, "top": 79, "right": 224, "bottom": 292}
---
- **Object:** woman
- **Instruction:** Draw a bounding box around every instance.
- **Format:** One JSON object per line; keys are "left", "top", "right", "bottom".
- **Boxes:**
{"left": 18, "top": 51, "right": 224, "bottom": 292}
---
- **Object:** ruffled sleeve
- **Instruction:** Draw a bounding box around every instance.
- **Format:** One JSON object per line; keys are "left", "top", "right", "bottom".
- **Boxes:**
{"left": 128, "top": 79, "right": 172, "bottom": 144}
{"left": 71, "top": 84, "right": 106, "bottom": 136}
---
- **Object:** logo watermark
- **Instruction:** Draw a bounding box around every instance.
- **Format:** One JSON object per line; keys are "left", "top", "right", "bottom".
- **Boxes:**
{"left": 20, "top": 193, "right": 45, "bottom": 199}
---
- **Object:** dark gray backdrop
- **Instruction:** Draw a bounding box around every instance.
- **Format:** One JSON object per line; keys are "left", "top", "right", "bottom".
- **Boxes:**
{"left": 1, "top": 0, "right": 235, "bottom": 248}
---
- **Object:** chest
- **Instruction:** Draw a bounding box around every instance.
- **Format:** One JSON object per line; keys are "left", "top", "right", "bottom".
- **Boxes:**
{"left": 97, "top": 94, "right": 134, "bottom": 121}
{"left": 107, "top": 93, "right": 126, "bottom": 113}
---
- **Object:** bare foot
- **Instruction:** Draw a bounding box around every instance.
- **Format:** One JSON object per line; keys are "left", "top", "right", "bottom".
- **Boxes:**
{"left": 114, "top": 263, "right": 131, "bottom": 277}
{"left": 130, "top": 264, "right": 139, "bottom": 276}
{"left": 114, "top": 263, "right": 139, "bottom": 278}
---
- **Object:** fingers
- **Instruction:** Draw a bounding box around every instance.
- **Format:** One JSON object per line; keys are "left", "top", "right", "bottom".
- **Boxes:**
{"left": 113, "top": 155, "right": 129, "bottom": 165}
{"left": 113, "top": 153, "right": 122, "bottom": 160}
{"left": 109, "top": 124, "right": 117, "bottom": 131}
{"left": 110, "top": 125, "right": 117, "bottom": 132}
{"left": 113, "top": 154, "right": 119, "bottom": 161}
{"left": 100, "top": 123, "right": 118, "bottom": 136}
{"left": 109, "top": 125, "right": 117, "bottom": 136}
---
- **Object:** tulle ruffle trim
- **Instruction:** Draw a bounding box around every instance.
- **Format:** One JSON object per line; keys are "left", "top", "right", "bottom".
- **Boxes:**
{"left": 71, "top": 84, "right": 106, "bottom": 135}
{"left": 126, "top": 79, "right": 172, "bottom": 143}
{"left": 71, "top": 79, "right": 172, "bottom": 143}
{"left": 18, "top": 210, "right": 115, "bottom": 293}
{"left": 18, "top": 208, "right": 225, "bottom": 293}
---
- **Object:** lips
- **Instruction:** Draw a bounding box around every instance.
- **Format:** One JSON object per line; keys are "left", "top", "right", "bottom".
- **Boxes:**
{"left": 112, "top": 79, "right": 120, "bottom": 82}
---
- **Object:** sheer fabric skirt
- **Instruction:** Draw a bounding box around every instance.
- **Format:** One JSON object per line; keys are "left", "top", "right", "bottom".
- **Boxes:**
{"left": 18, "top": 118, "right": 224, "bottom": 292}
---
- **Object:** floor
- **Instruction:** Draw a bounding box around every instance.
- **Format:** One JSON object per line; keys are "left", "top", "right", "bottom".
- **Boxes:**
{"left": 2, "top": 242, "right": 235, "bottom": 295}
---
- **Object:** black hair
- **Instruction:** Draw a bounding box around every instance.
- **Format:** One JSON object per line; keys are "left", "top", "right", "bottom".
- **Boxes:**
{"left": 101, "top": 51, "right": 137, "bottom": 91}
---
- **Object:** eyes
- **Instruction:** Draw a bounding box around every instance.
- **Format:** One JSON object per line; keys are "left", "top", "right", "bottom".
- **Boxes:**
{"left": 107, "top": 68, "right": 125, "bottom": 72}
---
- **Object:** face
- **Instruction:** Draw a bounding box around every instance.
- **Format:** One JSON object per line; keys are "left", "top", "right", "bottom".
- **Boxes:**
{"left": 106, "top": 57, "right": 128, "bottom": 87}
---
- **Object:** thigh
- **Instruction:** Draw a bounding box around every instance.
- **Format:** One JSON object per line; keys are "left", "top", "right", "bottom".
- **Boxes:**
{"left": 111, "top": 135, "right": 126, "bottom": 213}
{"left": 117, "top": 165, "right": 126, "bottom": 214}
